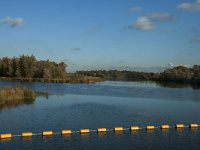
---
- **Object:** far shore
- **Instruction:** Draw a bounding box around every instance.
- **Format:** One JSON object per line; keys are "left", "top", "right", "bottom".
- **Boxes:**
{"left": 0, "top": 55, "right": 199, "bottom": 85}
{"left": 0, "top": 76, "right": 103, "bottom": 84}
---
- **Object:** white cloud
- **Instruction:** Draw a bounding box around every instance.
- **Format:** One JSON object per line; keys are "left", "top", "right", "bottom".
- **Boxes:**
{"left": 149, "top": 13, "right": 173, "bottom": 22}
{"left": 131, "top": 6, "right": 142, "bottom": 12}
{"left": 133, "top": 16, "right": 153, "bottom": 31}
{"left": 168, "top": 62, "right": 175, "bottom": 67}
{"left": 0, "top": 16, "right": 24, "bottom": 27}
{"left": 177, "top": 0, "right": 200, "bottom": 12}
{"left": 129, "top": 12, "right": 172, "bottom": 32}
{"left": 168, "top": 63, "right": 191, "bottom": 68}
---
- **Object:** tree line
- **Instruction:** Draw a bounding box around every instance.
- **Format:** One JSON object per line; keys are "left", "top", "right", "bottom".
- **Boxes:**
{"left": 0, "top": 55, "right": 199, "bottom": 84}
{"left": 76, "top": 65, "right": 200, "bottom": 84}
{"left": 76, "top": 70, "right": 159, "bottom": 81}
{"left": 0, "top": 55, "right": 67, "bottom": 79}
{"left": 159, "top": 65, "right": 200, "bottom": 83}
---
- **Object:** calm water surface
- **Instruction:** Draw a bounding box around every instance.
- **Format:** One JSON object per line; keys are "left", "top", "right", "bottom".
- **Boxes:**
{"left": 0, "top": 81, "right": 200, "bottom": 149}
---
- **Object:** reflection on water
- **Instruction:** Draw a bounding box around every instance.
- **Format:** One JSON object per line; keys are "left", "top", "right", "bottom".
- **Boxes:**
{"left": 175, "top": 128, "right": 184, "bottom": 133}
{"left": 0, "top": 91, "right": 49, "bottom": 111}
{"left": 98, "top": 80, "right": 200, "bottom": 90}
{"left": 0, "top": 80, "right": 200, "bottom": 102}
{"left": 0, "top": 138, "right": 12, "bottom": 143}
{"left": 1, "top": 130, "right": 199, "bottom": 150}
{"left": 0, "top": 81, "right": 200, "bottom": 149}
{"left": 97, "top": 132, "right": 106, "bottom": 137}
{"left": 156, "top": 81, "right": 200, "bottom": 89}
{"left": 0, "top": 98, "right": 35, "bottom": 111}
{"left": 22, "top": 137, "right": 32, "bottom": 143}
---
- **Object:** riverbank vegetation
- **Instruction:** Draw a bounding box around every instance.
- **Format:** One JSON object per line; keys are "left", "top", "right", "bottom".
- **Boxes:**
{"left": 0, "top": 75, "right": 103, "bottom": 84}
{"left": 159, "top": 65, "right": 200, "bottom": 83}
{"left": 0, "top": 55, "right": 67, "bottom": 79}
{"left": 0, "top": 87, "right": 36, "bottom": 109}
{"left": 0, "top": 55, "right": 199, "bottom": 84}
{"left": 0, "top": 87, "right": 36, "bottom": 101}
{"left": 76, "top": 65, "right": 200, "bottom": 84}
{"left": 76, "top": 70, "right": 159, "bottom": 81}
{"left": 0, "top": 55, "right": 102, "bottom": 83}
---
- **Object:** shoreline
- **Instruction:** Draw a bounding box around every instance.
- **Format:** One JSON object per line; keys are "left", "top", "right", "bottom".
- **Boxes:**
{"left": 0, "top": 76, "right": 200, "bottom": 90}
{"left": 0, "top": 76, "right": 104, "bottom": 84}
{"left": 0, "top": 76, "right": 200, "bottom": 85}
{"left": 0, "top": 87, "right": 36, "bottom": 110}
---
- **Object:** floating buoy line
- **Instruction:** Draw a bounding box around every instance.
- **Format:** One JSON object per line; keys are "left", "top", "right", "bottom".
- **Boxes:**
{"left": 0, "top": 124, "right": 199, "bottom": 140}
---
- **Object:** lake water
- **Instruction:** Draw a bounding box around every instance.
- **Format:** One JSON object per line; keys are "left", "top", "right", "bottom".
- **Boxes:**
{"left": 0, "top": 81, "right": 200, "bottom": 149}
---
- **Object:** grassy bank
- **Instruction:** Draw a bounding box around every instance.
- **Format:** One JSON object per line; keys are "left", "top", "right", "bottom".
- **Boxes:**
{"left": 0, "top": 87, "right": 36, "bottom": 107}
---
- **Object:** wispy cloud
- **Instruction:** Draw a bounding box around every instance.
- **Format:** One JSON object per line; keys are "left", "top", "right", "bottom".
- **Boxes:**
{"left": 162, "top": 28, "right": 174, "bottom": 33}
{"left": 71, "top": 47, "right": 81, "bottom": 51}
{"left": 189, "top": 27, "right": 200, "bottom": 44}
{"left": 0, "top": 16, "right": 24, "bottom": 27}
{"left": 149, "top": 13, "right": 173, "bottom": 22}
{"left": 190, "top": 27, "right": 200, "bottom": 33}
{"left": 86, "top": 25, "right": 103, "bottom": 33}
{"left": 130, "top": 6, "right": 142, "bottom": 12}
{"left": 61, "top": 59, "right": 69, "bottom": 62}
{"left": 118, "top": 60, "right": 125, "bottom": 64}
{"left": 177, "top": 0, "right": 200, "bottom": 12}
{"left": 191, "top": 36, "right": 200, "bottom": 44}
{"left": 133, "top": 16, "right": 153, "bottom": 31}
{"left": 195, "top": 37, "right": 200, "bottom": 43}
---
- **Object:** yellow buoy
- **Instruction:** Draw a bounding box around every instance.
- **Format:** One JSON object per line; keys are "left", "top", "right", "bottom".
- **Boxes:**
{"left": 161, "top": 125, "right": 170, "bottom": 129}
{"left": 97, "top": 128, "right": 106, "bottom": 132}
{"left": 42, "top": 131, "right": 53, "bottom": 136}
{"left": 146, "top": 126, "right": 155, "bottom": 130}
{"left": 21, "top": 132, "right": 33, "bottom": 137}
{"left": 175, "top": 124, "right": 184, "bottom": 128}
{"left": 61, "top": 130, "right": 72, "bottom": 135}
{"left": 114, "top": 127, "right": 123, "bottom": 132}
{"left": 0, "top": 134, "right": 12, "bottom": 139}
{"left": 130, "top": 126, "right": 140, "bottom": 131}
{"left": 190, "top": 124, "right": 198, "bottom": 128}
{"left": 80, "top": 129, "right": 90, "bottom": 134}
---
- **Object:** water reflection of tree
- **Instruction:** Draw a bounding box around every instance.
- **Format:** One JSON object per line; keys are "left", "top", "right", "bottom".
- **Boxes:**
{"left": 0, "top": 91, "right": 49, "bottom": 111}
{"left": 0, "top": 98, "right": 35, "bottom": 111}
{"left": 36, "top": 91, "right": 49, "bottom": 99}
{"left": 156, "top": 81, "right": 200, "bottom": 90}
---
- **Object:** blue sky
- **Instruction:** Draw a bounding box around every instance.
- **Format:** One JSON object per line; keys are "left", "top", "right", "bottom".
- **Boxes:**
{"left": 0, "top": 0, "right": 200, "bottom": 72}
